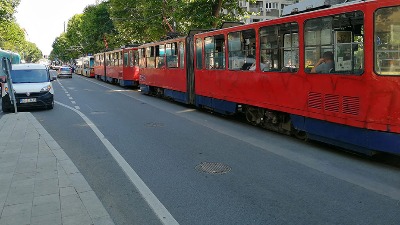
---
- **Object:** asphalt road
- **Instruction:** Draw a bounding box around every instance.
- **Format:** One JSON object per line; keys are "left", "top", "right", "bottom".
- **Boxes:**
{"left": 10, "top": 74, "right": 400, "bottom": 225}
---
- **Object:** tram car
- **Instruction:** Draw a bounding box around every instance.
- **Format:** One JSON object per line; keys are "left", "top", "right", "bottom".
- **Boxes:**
{"left": 139, "top": 36, "right": 190, "bottom": 103}
{"left": 82, "top": 56, "right": 95, "bottom": 78}
{"left": 138, "top": 0, "right": 400, "bottom": 155}
{"left": 75, "top": 57, "right": 84, "bottom": 75}
{"left": 0, "top": 49, "right": 21, "bottom": 65}
{"left": 94, "top": 46, "right": 140, "bottom": 87}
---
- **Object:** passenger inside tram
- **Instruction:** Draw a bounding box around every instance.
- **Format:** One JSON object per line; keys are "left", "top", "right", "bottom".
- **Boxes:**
{"left": 311, "top": 51, "right": 334, "bottom": 73}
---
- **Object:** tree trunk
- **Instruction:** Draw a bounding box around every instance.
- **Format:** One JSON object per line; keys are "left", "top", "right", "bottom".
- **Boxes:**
{"left": 212, "top": 0, "right": 223, "bottom": 28}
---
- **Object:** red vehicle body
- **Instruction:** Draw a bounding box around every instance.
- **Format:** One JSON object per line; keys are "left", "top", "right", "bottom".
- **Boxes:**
{"left": 139, "top": 37, "right": 190, "bottom": 103}
{"left": 94, "top": 46, "right": 140, "bottom": 87}
{"left": 140, "top": 0, "right": 400, "bottom": 155}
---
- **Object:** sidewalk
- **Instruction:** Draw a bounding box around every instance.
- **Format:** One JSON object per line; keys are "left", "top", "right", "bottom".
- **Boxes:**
{"left": 0, "top": 112, "right": 115, "bottom": 225}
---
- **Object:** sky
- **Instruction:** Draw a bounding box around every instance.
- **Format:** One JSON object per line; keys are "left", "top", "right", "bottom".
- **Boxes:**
{"left": 15, "top": 0, "right": 96, "bottom": 56}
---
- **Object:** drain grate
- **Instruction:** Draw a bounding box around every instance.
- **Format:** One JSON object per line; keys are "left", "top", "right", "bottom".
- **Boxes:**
{"left": 195, "top": 162, "right": 231, "bottom": 174}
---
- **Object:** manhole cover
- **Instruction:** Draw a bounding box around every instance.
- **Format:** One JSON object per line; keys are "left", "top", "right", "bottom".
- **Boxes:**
{"left": 195, "top": 162, "right": 231, "bottom": 174}
{"left": 145, "top": 122, "right": 164, "bottom": 127}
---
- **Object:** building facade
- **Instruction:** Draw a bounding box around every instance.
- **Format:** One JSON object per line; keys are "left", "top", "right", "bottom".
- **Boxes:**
{"left": 238, "top": 0, "right": 299, "bottom": 23}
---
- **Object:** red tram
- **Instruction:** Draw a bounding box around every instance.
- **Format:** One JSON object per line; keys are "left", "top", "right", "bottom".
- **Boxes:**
{"left": 94, "top": 46, "right": 140, "bottom": 87}
{"left": 139, "top": 37, "right": 190, "bottom": 103}
{"left": 138, "top": 0, "right": 400, "bottom": 155}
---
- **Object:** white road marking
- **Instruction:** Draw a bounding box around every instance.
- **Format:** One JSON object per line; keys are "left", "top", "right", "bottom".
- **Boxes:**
{"left": 55, "top": 101, "right": 179, "bottom": 225}
{"left": 71, "top": 101, "right": 76, "bottom": 104}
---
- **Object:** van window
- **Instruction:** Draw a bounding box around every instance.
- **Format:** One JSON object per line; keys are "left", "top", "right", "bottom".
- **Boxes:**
{"left": 11, "top": 69, "right": 49, "bottom": 83}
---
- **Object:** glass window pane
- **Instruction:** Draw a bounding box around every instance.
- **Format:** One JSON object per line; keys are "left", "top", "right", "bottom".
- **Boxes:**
{"left": 196, "top": 38, "right": 203, "bottom": 69}
{"left": 305, "top": 11, "right": 364, "bottom": 75}
{"left": 228, "top": 29, "right": 256, "bottom": 70}
{"left": 179, "top": 42, "right": 184, "bottom": 69}
{"left": 375, "top": 6, "right": 400, "bottom": 76}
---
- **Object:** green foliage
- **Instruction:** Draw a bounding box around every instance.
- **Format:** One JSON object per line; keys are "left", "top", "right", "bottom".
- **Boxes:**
{"left": 50, "top": 1, "right": 118, "bottom": 61}
{"left": 0, "top": 19, "right": 42, "bottom": 63}
{"left": 50, "top": 33, "right": 72, "bottom": 62}
{"left": 109, "top": 0, "right": 253, "bottom": 41}
{"left": 81, "top": 2, "right": 118, "bottom": 53}
{"left": 0, "top": 0, "right": 20, "bottom": 22}
{"left": 0, "top": 0, "right": 42, "bottom": 62}
{"left": 50, "top": 0, "right": 254, "bottom": 57}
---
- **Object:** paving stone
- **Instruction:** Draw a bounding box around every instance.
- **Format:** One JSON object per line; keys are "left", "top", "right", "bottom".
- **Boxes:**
{"left": 31, "top": 212, "right": 62, "bottom": 225}
{"left": 0, "top": 113, "right": 114, "bottom": 225}
{"left": 1, "top": 202, "right": 32, "bottom": 217}
{"left": 34, "top": 178, "right": 59, "bottom": 197}
{"left": 0, "top": 212, "right": 30, "bottom": 225}
{"left": 32, "top": 194, "right": 61, "bottom": 217}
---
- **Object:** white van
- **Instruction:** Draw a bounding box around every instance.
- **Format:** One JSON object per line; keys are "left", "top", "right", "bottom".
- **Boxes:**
{"left": 1, "top": 63, "right": 56, "bottom": 112}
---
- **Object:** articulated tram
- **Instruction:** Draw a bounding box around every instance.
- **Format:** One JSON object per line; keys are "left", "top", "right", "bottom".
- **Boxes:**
{"left": 138, "top": 0, "right": 400, "bottom": 155}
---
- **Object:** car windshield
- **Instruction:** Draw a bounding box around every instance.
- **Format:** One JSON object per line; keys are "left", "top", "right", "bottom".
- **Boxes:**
{"left": 11, "top": 69, "right": 49, "bottom": 83}
{"left": 60, "top": 67, "right": 70, "bottom": 71}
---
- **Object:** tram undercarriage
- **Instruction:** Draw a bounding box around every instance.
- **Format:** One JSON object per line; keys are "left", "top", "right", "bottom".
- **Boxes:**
{"left": 240, "top": 105, "right": 306, "bottom": 139}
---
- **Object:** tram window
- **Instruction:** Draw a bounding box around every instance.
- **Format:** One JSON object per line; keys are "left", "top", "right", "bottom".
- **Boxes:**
{"left": 129, "top": 50, "right": 134, "bottom": 67}
{"left": 156, "top": 45, "right": 165, "bottom": 68}
{"left": 106, "top": 54, "right": 110, "bottom": 66}
{"left": 119, "top": 52, "right": 123, "bottom": 67}
{"left": 114, "top": 52, "right": 118, "bottom": 66}
{"left": 374, "top": 6, "right": 400, "bottom": 76}
{"left": 259, "top": 22, "right": 299, "bottom": 72}
{"left": 124, "top": 52, "right": 128, "bottom": 67}
{"left": 196, "top": 38, "right": 203, "bottom": 69}
{"left": 146, "top": 46, "right": 155, "bottom": 68}
{"left": 179, "top": 42, "right": 184, "bottom": 69}
{"left": 134, "top": 51, "right": 139, "bottom": 67}
{"left": 305, "top": 11, "right": 364, "bottom": 75}
{"left": 139, "top": 48, "right": 146, "bottom": 68}
{"left": 205, "top": 34, "right": 225, "bottom": 70}
{"left": 228, "top": 29, "right": 256, "bottom": 70}
{"left": 166, "top": 43, "right": 178, "bottom": 68}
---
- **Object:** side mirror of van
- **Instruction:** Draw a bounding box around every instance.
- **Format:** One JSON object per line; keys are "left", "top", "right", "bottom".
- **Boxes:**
{"left": 51, "top": 75, "right": 57, "bottom": 81}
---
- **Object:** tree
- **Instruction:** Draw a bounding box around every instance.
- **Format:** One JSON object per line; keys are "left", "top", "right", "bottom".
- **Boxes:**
{"left": 0, "top": 0, "right": 43, "bottom": 63}
{"left": 0, "top": 0, "right": 20, "bottom": 22}
{"left": 80, "top": 2, "right": 118, "bottom": 53}
{"left": 0, "top": 20, "right": 25, "bottom": 50}
{"left": 109, "top": 0, "right": 253, "bottom": 42}
{"left": 22, "top": 42, "right": 42, "bottom": 63}
{"left": 50, "top": 33, "right": 72, "bottom": 62}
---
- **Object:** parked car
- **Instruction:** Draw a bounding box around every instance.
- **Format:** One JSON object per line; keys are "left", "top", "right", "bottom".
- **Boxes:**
{"left": 58, "top": 66, "right": 72, "bottom": 78}
{"left": 1, "top": 63, "right": 56, "bottom": 112}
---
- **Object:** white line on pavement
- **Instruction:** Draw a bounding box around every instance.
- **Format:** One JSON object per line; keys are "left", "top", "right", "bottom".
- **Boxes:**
{"left": 55, "top": 101, "right": 179, "bottom": 225}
